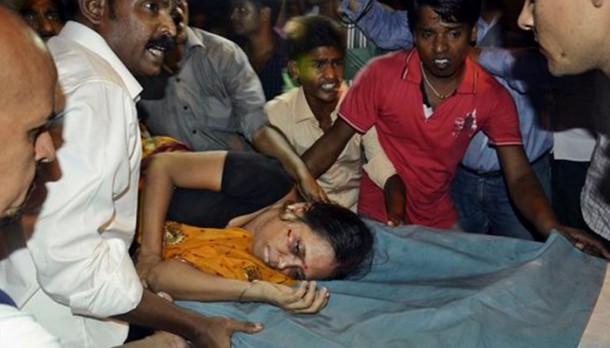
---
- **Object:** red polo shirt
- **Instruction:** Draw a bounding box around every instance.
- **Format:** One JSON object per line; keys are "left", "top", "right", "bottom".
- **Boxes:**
{"left": 339, "top": 49, "right": 522, "bottom": 228}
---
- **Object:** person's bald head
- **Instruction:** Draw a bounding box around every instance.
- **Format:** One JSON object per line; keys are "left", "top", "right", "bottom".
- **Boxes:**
{"left": 0, "top": 5, "right": 57, "bottom": 220}
{"left": 1, "top": 0, "right": 26, "bottom": 11}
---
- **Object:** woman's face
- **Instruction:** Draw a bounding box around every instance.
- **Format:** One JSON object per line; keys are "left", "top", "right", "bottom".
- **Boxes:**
{"left": 251, "top": 209, "right": 337, "bottom": 280}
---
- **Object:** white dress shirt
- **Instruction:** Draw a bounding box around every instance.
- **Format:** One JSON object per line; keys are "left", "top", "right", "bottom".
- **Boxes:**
{"left": 0, "top": 304, "right": 60, "bottom": 347}
{"left": 0, "top": 21, "right": 143, "bottom": 348}
{"left": 266, "top": 86, "right": 395, "bottom": 211}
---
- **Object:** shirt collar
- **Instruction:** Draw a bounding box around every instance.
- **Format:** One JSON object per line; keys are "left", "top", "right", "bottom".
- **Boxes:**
{"left": 401, "top": 49, "right": 478, "bottom": 95}
{"left": 293, "top": 82, "right": 348, "bottom": 124}
{"left": 185, "top": 26, "right": 205, "bottom": 51}
{"left": 294, "top": 87, "right": 316, "bottom": 123}
{"left": 59, "top": 21, "right": 143, "bottom": 101}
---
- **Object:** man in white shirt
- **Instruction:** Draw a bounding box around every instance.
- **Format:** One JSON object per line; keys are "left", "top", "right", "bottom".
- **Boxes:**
{"left": 0, "top": 0, "right": 262, "bottom": 347}
{"left": 0, "top": 5, "right": 59, "bottom": 347}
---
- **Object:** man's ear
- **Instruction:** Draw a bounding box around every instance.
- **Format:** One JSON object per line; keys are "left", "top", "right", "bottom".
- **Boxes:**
{"left": 470, "top": 25, "right": 477, "bottom": 44}
{"left": 79, "top": 0, "right": 105, "bottom": 25}
{"left": 287, "top": 60, "right": 299, "bottom": 80}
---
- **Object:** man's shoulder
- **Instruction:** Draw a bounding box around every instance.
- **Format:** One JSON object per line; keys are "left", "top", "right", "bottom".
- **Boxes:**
{"left": 367, "top": 49, "right": 410, "bottom": 71}
{"left": 188, "top": 27, "right": 241, "bottom": 54}
{"left": 471, "top": 61, "right": 510, "bottom": 94}
{"left": 47, "top": 37, "right": 126, "bottom": 94}
{"left": 185, "top": 28, "right": 249, "bottom": 74}
{"left": 265, "top": 88, "right": 298, "bottom": 117}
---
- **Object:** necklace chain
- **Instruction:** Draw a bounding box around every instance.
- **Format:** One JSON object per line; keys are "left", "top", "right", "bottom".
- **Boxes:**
{"left": 420, "top": 62, "right": 455, "bottom": 100}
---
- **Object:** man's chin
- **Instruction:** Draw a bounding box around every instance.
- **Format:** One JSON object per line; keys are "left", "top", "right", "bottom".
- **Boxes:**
{"left": 0, "top": 205, "right": 25, "bottom": 226}
{"left": 133, "top": 63, "right": 164, "bottom": 78}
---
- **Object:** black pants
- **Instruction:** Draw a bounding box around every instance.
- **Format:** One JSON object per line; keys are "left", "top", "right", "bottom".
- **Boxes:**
{"left": 551, "top": 159, "right": 591, "bottom": 231}
{"left": 166, "top": 151, "right": 293, "bottom": 227}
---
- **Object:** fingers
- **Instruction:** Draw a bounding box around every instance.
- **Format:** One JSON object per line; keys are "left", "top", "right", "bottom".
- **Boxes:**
{"left": 156, "top": 291, "right": 174, "bottom": 302}
{"left": 282, "top": 281, "right": 330, "bottom": 314}
{"left": 297, "top": 178, "right": 329, "bottom": 203}
{"left": 298, "top": 286, "right": 329, "bottom": 314}
{"left": 386, "top": 215, "right": 404, "bottom": 227}
{"left": 562, "top": 228, "right": 610, "bottom": 261}
{"left": 226, "top": 319, "right": 264, "bottom": 334}
{"left": 574, "top": 235, "right": 610, "bottom": 261}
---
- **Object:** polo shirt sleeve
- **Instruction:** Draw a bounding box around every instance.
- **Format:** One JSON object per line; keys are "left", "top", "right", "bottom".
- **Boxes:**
{"left": 482, "top": 86, "right": 523, "bottom": 147}
{"left": 27, "top": 83, "right": 143, "bottom": 318}
{"left": 338, "top": 60, "right": 383, "bottom": 134}
{"left": 221, "top": 42, "right": 268, "bottom": 141}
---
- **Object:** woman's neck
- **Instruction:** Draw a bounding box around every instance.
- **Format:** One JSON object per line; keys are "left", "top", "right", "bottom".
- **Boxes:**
{"left": 226, "top": 188, "right": 298, "bottom": 230}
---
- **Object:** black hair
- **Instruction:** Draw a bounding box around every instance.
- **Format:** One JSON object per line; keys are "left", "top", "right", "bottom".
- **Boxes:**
{"left": 284, "top": 15, "right": 345, "bottom": 61}
{"left": 57, "top": 0, "right": 76, "bottom": 20}
{"left": 58, "top": 0, "right": 115, "bottom": 21}
{"left": 289, "top": 202, "right": 374, "bottom": 280}
{"left": 406, "top": 0, "right": 481, "bottom": 34}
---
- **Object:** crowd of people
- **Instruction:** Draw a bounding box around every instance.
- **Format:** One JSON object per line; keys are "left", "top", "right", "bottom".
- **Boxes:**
{"left": 1, "top": 0, "right": 610, "bottom": 347}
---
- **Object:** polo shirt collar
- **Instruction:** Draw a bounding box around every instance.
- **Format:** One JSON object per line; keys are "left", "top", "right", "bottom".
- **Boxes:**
{"left": 401, "top": 49, "right": 478, "bottom": 95}
{"left": 59, "top": 21, "right": 143, "bottom": 101}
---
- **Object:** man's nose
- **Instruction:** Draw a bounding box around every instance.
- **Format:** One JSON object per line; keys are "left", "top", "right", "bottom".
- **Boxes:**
{"left": 433, "top": 35, "right": 448, "bottom": 53}
{"left": 518, "top": 0, "right": 535, "bottom": 32}
{"left": 322, "top": 64, "right": 338, "bottom": 79}
{"left": 39, "top": 18, "right": 55, "bottom": 36}
{"left": 34, "top": 131, "right": 56, "bottom": 163}
{"left": 159, "top": 10, "right": 177, "bottom": 38}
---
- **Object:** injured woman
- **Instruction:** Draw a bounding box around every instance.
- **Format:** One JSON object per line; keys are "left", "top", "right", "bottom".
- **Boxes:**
{"left": 136, "top": 151, "right": 374, "bottom": 314}
{"left": 137, "top": 150, "right": 609, "bottom": 347}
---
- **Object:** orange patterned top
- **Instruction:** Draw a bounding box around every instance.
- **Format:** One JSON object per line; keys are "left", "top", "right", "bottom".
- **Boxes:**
{"left": 162, "top": 221, "right": 296, "bottom": 285}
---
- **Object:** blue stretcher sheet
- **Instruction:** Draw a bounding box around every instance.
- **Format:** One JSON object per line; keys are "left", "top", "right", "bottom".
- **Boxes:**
{"left": 179, "top": 222, "right": 606, "bottom": 348}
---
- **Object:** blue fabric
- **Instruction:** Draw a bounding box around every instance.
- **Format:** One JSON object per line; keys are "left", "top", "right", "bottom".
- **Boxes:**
{"left": 452, "top": 152, "right": 552, "bottom": 238}
{"left": 178, "top": 222, "right": 606, "bottom": 348}
{"left": 463, "top": 56, "right": 553, "bottom": 173}
{"left": 0, "top": 289, "right": 16, "bottom": 307}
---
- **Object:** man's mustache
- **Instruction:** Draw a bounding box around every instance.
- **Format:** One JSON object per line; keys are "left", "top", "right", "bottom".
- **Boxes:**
{"left": 145, "top": 35, "right": 177, "bottom": 52}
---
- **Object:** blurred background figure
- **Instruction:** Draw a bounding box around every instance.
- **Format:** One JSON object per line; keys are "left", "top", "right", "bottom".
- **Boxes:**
{"left": 19, "top": 0, "right": 65, "bottom": 40}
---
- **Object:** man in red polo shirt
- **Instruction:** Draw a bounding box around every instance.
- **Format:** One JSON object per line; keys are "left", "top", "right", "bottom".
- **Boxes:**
{"left": 302, "top": 0, "right": 609, "bottom": 257}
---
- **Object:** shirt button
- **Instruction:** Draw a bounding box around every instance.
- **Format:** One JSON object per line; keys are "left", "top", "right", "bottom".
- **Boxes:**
{"left": 176, "top": 77, "right": 181, "bottom": 82}
{"left": 192, "top": 130, "right": 197, "bottom": 134}
{"left": 183, "top": 105, "right": 189, "bottom": 110}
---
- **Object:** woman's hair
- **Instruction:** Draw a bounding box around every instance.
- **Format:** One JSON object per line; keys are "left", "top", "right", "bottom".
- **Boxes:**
{"left": 406, "top": 0, "right": 481, "bottom": 34}
{"left": 284, "top": 14, "right": 346, "bottom": 61}
{"left": 282, "top": 202, "right": 374, "bottom": 280}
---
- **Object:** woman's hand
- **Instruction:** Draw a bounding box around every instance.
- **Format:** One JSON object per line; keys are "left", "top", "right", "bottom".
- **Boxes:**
{"left": 245, "top": 280, "right": 330, "bottom": 314}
